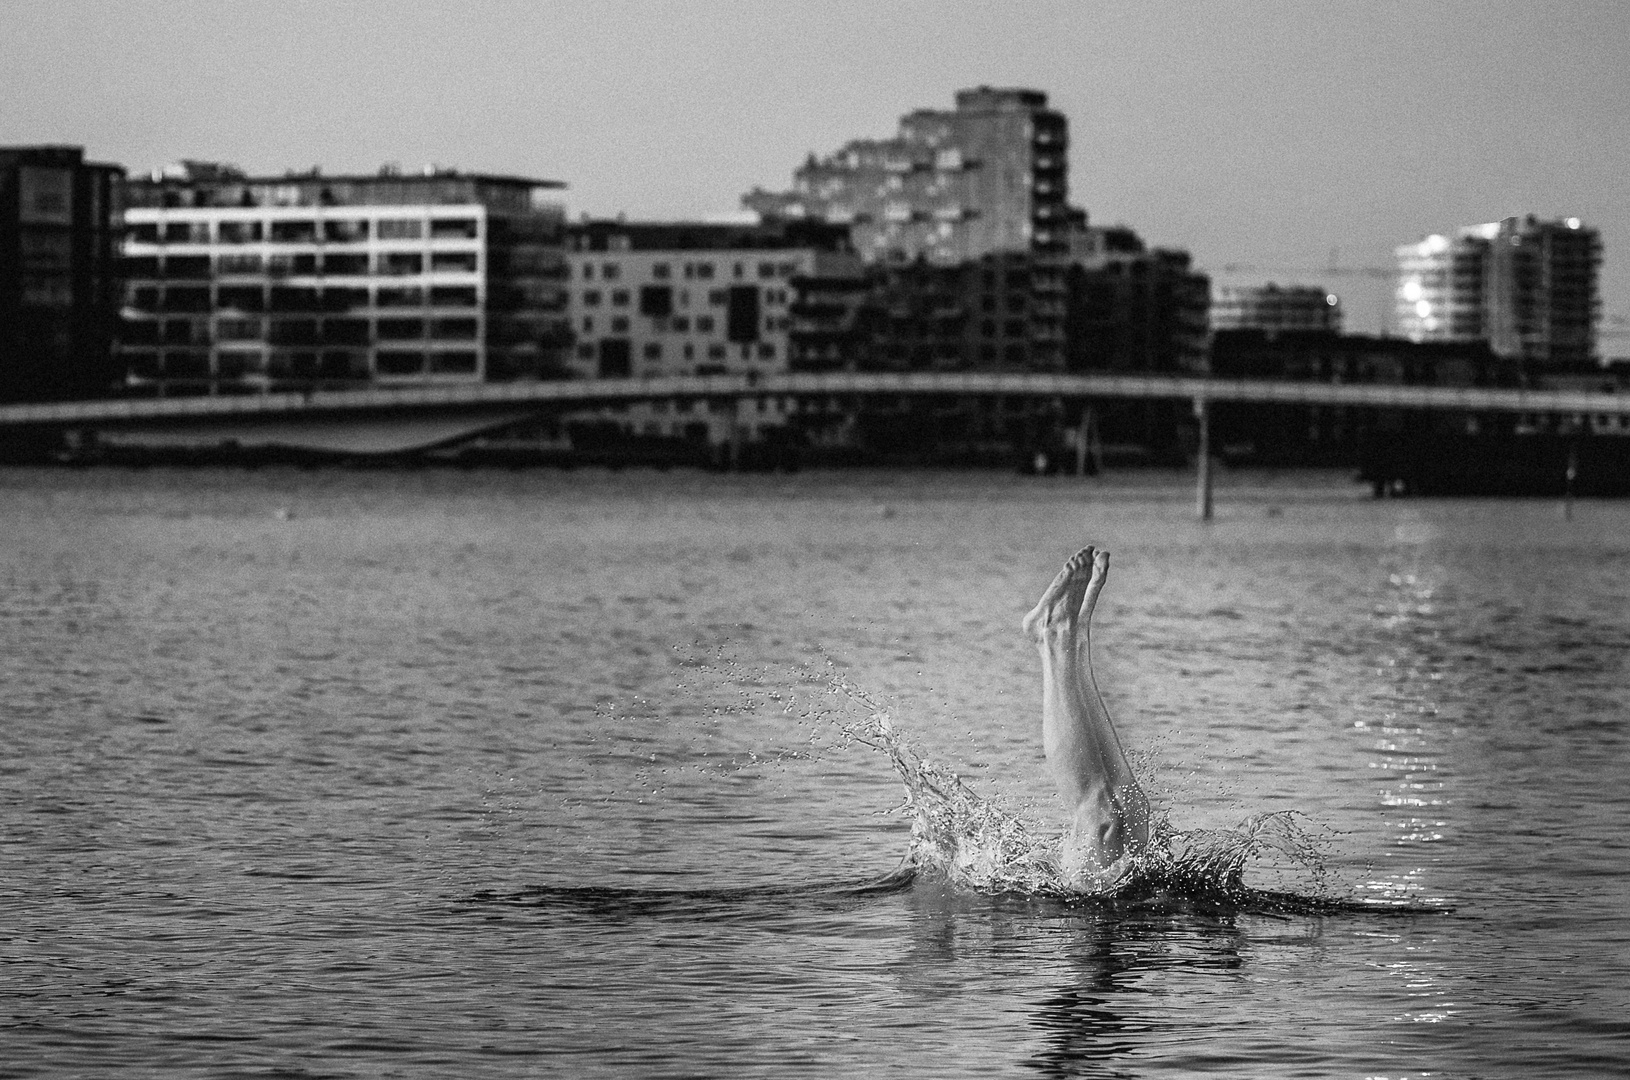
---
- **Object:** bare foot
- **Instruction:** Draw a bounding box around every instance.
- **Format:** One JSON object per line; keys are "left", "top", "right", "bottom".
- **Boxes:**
{"left": 1022, "top": 547, "right": 1096, "bottom": 641}
{"left": 1079, "top": 549, "right": 1110, "bottom": 623}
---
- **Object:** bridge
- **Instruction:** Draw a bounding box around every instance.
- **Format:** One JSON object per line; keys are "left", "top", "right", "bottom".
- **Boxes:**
{"left": 3, "top": 371, "right": 1624, "bottom": 516}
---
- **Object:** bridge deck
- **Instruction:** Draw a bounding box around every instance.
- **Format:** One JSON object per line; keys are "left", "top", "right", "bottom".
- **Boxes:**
{"left": 2, "top": 371, "right": 1627, "bottom": 427}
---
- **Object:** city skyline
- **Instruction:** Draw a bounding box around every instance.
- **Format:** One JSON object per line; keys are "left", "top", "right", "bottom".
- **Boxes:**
{"left": 5, "top": 0, "right": 1628, "bottom": 346}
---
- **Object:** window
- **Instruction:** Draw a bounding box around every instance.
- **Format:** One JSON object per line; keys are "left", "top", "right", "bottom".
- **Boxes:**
{"left": 757, "top": 344, "right": 776, "bottom": 360}
{"left": 652, "top": 263, "right": 671, "bottom": 279}
{"left": 127, "top": 223, "right": 161, "bottom": 244}
{"left": 380, "top": 252, "right": 423, "bottom": 275}
{"left": 323, "top": 318, "right": 370, "bottom": 344}
{"left": 643, "top": 342, "right": 662, "bottom": 360}
{"left": 218, "top": 253, "right": 263, "bottom": 274}
{"left": 430, "top": 286, "right": 478, "bottom": 307}
{"left": 164, "top": 255, "right": 211, "bottom": 279}
{"left": 429, "top": 218, "right": 479, "bottom": 239}
{"left": 671, "top": 316, "right": 690, "bottom": 332}
{"left": 376, "top": 287, "right": 423, "bottom": 307}
{"left": 779, "top": 262, "right": 797, "bottom": 277}
{"left": 269, "top": 287, "right": 320, "bottom": 312}
{"left": 708, "top": 289, "right": 727, "bottom": 305}
{"left": 216, "top": 351, "right": 263, "bottom": 377}
{"left": 707, "top": 344, "right": 726, "bottom": 359}
{"left": 601, "top": 262, "right": 620, "bottom": 280}
{"left": 216, "top": 317, "right": 263, "bottom": 340}
{"left": 218, "top": 221, "right": 264, "bottom": 244}
{"left": 581, "top": 263, "right": 594, "bottom": 280}
{"left": 639, "top": 285, "right": 673, "bottom": 317}
{"left": 758, "top": 262, "right": 776, "bottom": 279}
{"left": 430, "top": 318, "right": 478, "bottom": 339}
{"left": 429, "top": 351, "right": 478, "bottom": 373}
{"left": 291, "top": 253, "right": 318, "bottom": 274}
{"left": 323, "top": 219, "right": 369, "bottom": 242}
{"left": 610, "top": 289, "right": 630, "bottom": 306}
{"left": 376, "top": 350, "right": 425, "bottom": 375}
{"left": 216, "top": 286, "right": 264, "bottom": 311}
{"left": 322, "top": 287, "right": 368, "bottom": 311}
{"left": 165, "top": 286, "right": 211, "bottom": 312}
{"left": 576, "top": 343, "right": 595, "bottom": 359}
{"left": 733, "top": 263, "right": 744, "bottom": 279}
{"left": 322, "top": 253, "right": 368, "bottom": 274}
{"left": 377, "top": 219, "right": 423, "bottom": 240}
{"left": 682, "top": 343, "right": 694, "bottom": 360}
{"left": 695, "top": 316, "right": 714, "bottom": 333}
{"left": 269, "top": 220, "right": 318, "bottom": 243}
{"left": 695, "top": 263, "right": 714, "bottom": 280}
{"left": 376, "top": 318, "right": 426, "bottom": 339}
{"left": 582, "top": 290, "right": 602, "bottom": 306}
{"left": 582, "top": 317, "right": 594, "bottom": 333}
{"left": 610, "top": 316, "right": 629, "bottom": 333}
{"left": 431, "top": 251, "right": 478, "bottom": 272}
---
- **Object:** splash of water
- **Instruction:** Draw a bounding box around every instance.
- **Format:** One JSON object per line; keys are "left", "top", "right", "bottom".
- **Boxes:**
{"left": 825, "top": 680, "right": 1359, "bottom": 911}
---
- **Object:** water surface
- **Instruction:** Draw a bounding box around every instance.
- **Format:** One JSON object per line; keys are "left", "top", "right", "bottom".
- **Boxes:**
{"left": 2, "top": 467, "right": 1626, "bottom": 1077}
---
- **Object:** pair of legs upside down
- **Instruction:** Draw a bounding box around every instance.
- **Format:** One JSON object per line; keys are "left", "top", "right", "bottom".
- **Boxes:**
{"left": 1022, "top": 547, "right": 1151, "bottom": 884}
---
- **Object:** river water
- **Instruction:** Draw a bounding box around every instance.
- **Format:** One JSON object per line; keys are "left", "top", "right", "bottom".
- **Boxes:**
{"left": 1, "top": 466, "right": 1626, "bottom": 1078}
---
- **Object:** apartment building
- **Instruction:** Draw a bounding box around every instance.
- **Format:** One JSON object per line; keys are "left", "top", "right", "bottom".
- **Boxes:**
{"left": 119, "top": 163, "right": 569, "bottom": 394}
{"left": 1396, "top": 216, "right": 1601, "bottom": 367}
{"left": 0, "top": 145, "right": 124, "bottom": 402}
{"left": 743, "top": 86, "right": 1071, "bottom": 264}
{"left": 563, "top": 218, "right": 860, "bottom": 442}
{"left": 1211, "top": 283, "right": 1341, "bottom": 336}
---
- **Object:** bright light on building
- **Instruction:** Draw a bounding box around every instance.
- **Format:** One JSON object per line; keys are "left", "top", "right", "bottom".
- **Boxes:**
{"left": 1402, "top": 280, "right": 1423, "bottom": 302}
{"left": 1423, "top": 234, "right": 1450, "bottom": 254}
{"left": 1325, "top": 293, "right": 1338, "bottom": 306}
{"left": 1567, "top": 217, "right": 1581, "bottom": 229}
{"left": 1415, "top": 300, "right": 1433, "bottom": 318}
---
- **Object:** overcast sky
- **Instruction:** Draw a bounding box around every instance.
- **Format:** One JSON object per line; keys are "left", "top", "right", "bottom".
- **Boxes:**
{"left": 6, "top": 0, "right": 1627, "bottom": 344}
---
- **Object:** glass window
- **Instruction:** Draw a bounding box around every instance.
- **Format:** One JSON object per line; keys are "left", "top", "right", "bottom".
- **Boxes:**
{"left": 376, "top": 287, "right": 424, "bottom": 307}
{"left": 376, "top": 350, "right": 425, "bottom": 374}
{"left": 429, "top": 351, "right": 478, "bottom": 373}
{"left": 377, "top": 219, "right": 424, "bottom": 240}
{"left": 429, "top": 218, "right": 479, "bottom": 239}
{"left": 380, "top": 252, "right": 423, "bottom": 275}
{"left": 611, "top": 290, "right": 630, "bottom": 306}
{"left": 429, "top": 286, "right": 479, "bottom": 307}
{"left": 269, "top": 220, "right": 318, "bottom": 243}
{"left": 652, "top": 263, "right": 670, "bottom": 279}
{"left": 376, "top": 318, "right": 425, "bottom": 339}
{"left": 601, "top": 262, "right": 620, "bottom": 280}
{"left": 430, "top": 251, "right": 478, "bottom": 272}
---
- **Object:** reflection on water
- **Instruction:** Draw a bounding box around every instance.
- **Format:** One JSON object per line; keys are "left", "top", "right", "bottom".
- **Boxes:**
{"left": 2, "top": 468, "right": 1628, "bottom": 1077}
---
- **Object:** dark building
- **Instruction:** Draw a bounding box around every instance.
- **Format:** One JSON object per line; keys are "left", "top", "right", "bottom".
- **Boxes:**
{"left": 0, "top": 146, "right": 124, "bottom": 402}
{"left": 1210, "top": 329, "right": 1519, "bottom": 466}
{"left": 118, "top": 163, "right": 570, "bottom": 394}
{"left": 1060, "top": 225, "right": 1211, "bottom": 462}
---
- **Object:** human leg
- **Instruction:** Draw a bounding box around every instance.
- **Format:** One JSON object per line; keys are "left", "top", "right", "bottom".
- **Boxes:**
{"left": 1022, "top": 547, "right": 1149, "bottom": 878}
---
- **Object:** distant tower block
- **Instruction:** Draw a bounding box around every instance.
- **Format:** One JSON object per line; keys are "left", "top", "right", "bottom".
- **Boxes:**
{"left": 1396, "top": 216, "right": 1601, "bottom": 367}
{"left": 743, "top": 86, "right": 1070, "bottom": 265}
{"left": 1211, "top": 283, "right": 1342, "bottom": 336}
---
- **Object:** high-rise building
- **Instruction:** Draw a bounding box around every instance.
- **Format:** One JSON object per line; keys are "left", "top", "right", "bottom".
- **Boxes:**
{"left": 118, "top": 163, "right": 569, "bottom": 394}
{"left": 743, "top": 86, "right": 1070, "bottom": 264}
{"left": 1211, "top": 283, "right": 1341, "bottom": 335}
{"left": 0, "top": 145, "right": 124, "bottom": 402}
{"left": 1396, "top": 216, "right": 1601, "bottom": 367}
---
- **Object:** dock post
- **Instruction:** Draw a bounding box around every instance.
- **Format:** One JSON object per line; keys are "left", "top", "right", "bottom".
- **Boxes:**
{"left": 1194, "top": 396, "right": 1213, "bottom": 521}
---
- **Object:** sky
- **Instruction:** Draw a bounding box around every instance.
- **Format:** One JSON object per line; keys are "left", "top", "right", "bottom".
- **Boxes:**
{"left": 6, "top": 0, "right": 1628, "bottom": 345}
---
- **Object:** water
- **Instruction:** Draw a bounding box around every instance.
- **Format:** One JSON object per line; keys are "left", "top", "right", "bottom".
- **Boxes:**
{"left": 2, "top": 466, "right": 1627, "bottom": 1077}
